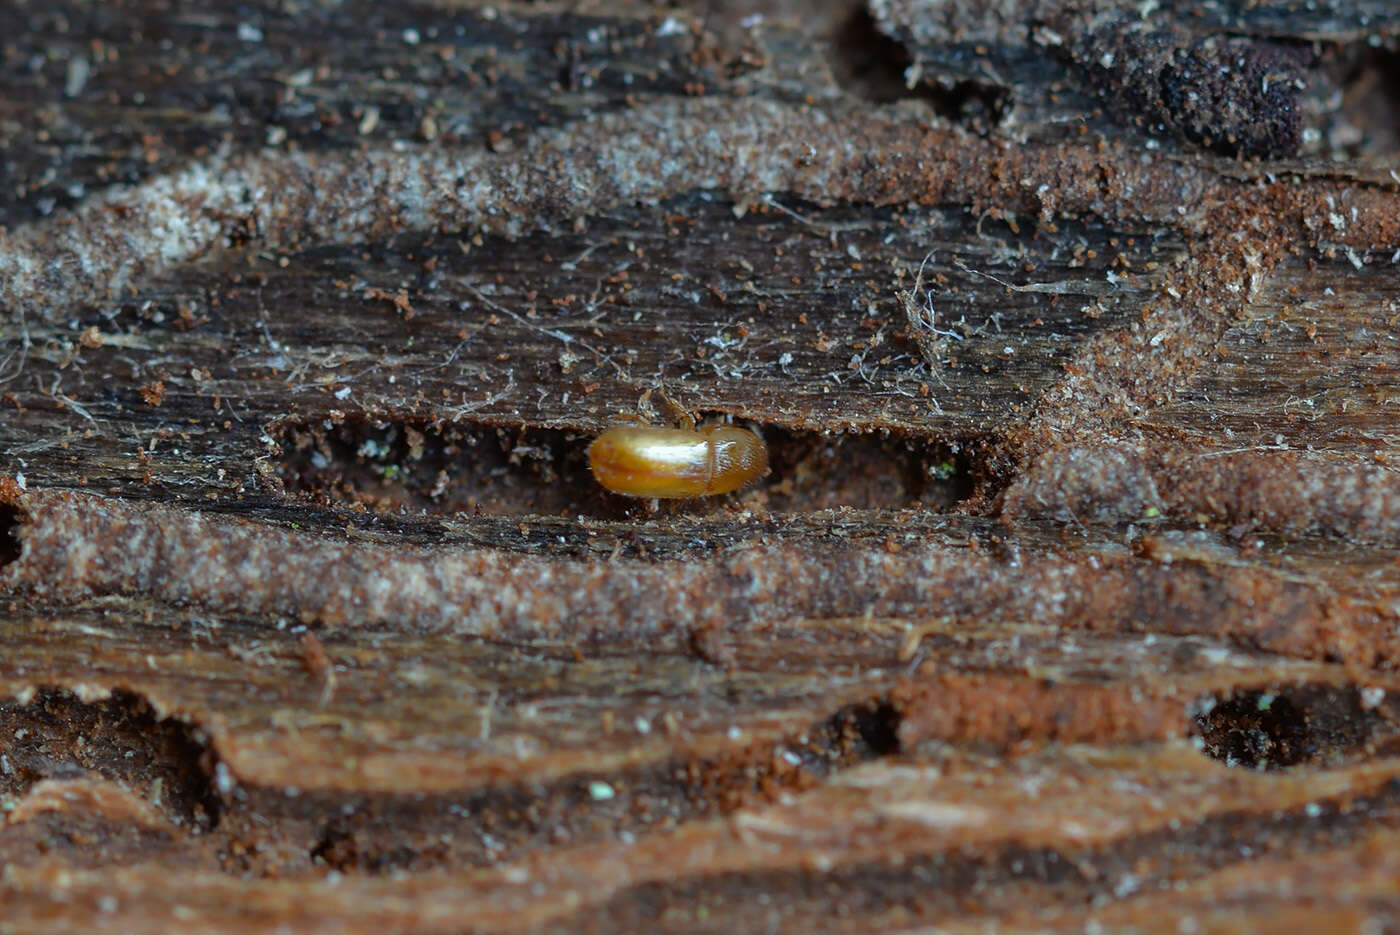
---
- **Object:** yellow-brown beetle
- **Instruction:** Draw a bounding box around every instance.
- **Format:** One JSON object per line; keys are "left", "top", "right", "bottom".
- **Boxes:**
{"left": 588, "top": 417, "right": 768, "bottom": 499}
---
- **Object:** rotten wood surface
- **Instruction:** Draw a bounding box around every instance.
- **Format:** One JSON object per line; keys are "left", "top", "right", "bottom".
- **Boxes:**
{"left": 3, "top": 1, "right": 1400, "bottom": 931}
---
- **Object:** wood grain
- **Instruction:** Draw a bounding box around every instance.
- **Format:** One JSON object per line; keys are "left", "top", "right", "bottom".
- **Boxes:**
{"left": 3, "top": 1, "right": 1400, "bottom": 931}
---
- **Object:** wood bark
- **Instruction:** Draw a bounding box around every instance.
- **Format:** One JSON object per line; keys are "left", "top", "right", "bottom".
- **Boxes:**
{"left": 3, "top": 1, "right": 1400, "bottom": 930}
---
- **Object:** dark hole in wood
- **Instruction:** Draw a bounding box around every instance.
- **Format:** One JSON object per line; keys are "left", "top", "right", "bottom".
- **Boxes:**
{"left": 0, "top": 501, "right": 22, "bottom": 567}
{"left": 1192, "top": 683, "right": 1398, "bottom": 770}
{"left": 827, "top": 8, "right": 1008, "bottom": 130}
{"left": 831, "top": 698, "right": 902, "bottom": 759}
{"left": 267, "top": 414, "right": 980, "bottom": 518}
{"left": 827, "top": 7, "right": 915, "bottom": 104}
{"left": 0, "top": 688, "right": 222, "bottom": 831}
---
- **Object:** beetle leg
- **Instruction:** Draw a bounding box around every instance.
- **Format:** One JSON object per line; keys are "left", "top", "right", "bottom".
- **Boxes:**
{"left": 656, "top": 389, "right": 696, "bottom": 432}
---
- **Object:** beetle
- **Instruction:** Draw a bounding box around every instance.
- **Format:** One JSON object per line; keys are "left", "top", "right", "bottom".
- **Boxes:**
{"left": 588, "top": 414, "right": 768, "bottom": 499}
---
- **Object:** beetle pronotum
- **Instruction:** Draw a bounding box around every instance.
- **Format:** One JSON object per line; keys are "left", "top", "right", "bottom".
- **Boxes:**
{"left": 588, "top": 417, "right": 768, "bottom": 499}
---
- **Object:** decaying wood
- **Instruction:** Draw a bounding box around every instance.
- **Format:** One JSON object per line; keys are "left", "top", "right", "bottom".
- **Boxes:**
{"left": 3, "top": 0, "right": 1400, "bottom": 931}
